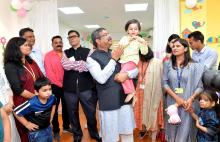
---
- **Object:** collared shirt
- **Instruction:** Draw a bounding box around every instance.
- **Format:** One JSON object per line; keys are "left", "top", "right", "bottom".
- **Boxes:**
{"left": 44, "top": 50, "right": 64, "bottom": 88}
{"left": 30, "top": 47, "right": 46, "bottom": 75}
{"left": 192, "top": 45, "right": 218, "bottom": 70}
{"left": 86, "top": 57, "right": 138, "bottom": 84}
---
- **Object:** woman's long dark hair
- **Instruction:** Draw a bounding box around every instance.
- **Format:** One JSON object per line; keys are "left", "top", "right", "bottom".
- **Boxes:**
{"left": 171, "top": 38, "right": 192, "bottom": 69}
{"left": 139, "top": 46, "right": 154, "bottom": 62}
{"left": 3, "top": 37, "right": 32, "bottom": 66}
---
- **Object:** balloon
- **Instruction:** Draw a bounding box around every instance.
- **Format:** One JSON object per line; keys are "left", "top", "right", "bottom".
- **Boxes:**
{"left": 185, "top": 0, "right": 197, "bottom": 9}
{"left": 11, "top": 0, "right": 22, "bottom": 10}
{"left": 10, "top": 5, "right": 17, "bottom": 11}
{"left": 17, "top": 8, "right": 27, "bottom": 17}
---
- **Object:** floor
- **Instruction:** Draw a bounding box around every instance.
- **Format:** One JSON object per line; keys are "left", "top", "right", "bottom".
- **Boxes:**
{"left": 56, "top": 105, "right": 161, "bottom": 142}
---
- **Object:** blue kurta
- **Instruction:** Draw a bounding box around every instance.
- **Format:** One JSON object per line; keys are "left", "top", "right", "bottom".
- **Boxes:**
{"left": 163, "top": 61, "right": 205, "bottom": 142}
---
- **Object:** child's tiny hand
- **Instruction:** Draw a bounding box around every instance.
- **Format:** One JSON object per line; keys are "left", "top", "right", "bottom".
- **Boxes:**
{"left": 114, "top": 72, "right": 128, "bottom": 83}
{"left": 26, "top": 122, "right": 39, "bottom": 131}
{"left": 129, "top": 36, "right": 137, "bottom": 42}
{"left": 184, "top": 97, "right": 194, "bottom": 111}
{"left": 137, "top": 37, "right": 146, "bottom": 44}
{"left": 188, "top": 107, "right": 194, "bottom": 113}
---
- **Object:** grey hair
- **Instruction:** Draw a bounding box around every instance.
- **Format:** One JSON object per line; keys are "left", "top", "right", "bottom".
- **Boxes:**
{"left": 91, "top": 27, "right": 106, "bottom": 48}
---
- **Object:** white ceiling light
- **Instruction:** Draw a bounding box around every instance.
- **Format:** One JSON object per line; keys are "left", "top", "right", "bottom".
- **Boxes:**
{"left": 84, "top": 25, "right": 100, "bottom": 29}
{"left": 58, "top": 7, "right": 84, "bottom": 14}
{"left": 125, "top": 3, "right": 148, "bottom": 12}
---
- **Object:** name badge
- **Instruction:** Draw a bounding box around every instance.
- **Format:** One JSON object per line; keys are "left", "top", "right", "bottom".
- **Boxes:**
{"left": 175, "top": 88, "right": 184, "bottom": 94}
{"left": 140, "top": 83, "right": 145, "bottom": 89}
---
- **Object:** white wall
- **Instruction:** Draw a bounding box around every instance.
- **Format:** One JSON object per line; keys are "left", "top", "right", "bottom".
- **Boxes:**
{"left": 0, "top": 0, "right": 59, "bottom": 63}
{"left": 59, "top": 21, "right": 93, "bottom": 50}
{"left": 59, "top": 21, "right": 125, "bottom": 50}
{"left": 0, "top": 0, "right": 30, "bottom": 63}
{"left": 59, "top": 22, "right": 72, "bottom": 50}
{"left": 0, "top": 1, "right": 30, "bottom": 38}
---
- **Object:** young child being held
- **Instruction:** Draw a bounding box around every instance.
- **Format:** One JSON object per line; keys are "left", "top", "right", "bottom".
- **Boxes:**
{"left": 119, "top": 19, "right": 148, "bottom": 104}
{"left": 14, "top": 77, "right": 56, "bottom": 142}
{"left": 190, "top": 90, "right": 219, "bottom": 142}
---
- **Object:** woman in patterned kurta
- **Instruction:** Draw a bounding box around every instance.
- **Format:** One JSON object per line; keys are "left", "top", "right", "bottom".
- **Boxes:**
{"left": 163, "top": 38, "right": 205, "bottom": 142}
{"left": 134, "top": 48, "right": 164, "bottom": 141}
{"left": 4, "top": 37, "right": 43, "bottom": 142}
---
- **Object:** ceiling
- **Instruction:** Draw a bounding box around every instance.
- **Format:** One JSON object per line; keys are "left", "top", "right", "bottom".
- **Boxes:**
{"left": 57, "top": 0, "right": 154, "bottom": 34}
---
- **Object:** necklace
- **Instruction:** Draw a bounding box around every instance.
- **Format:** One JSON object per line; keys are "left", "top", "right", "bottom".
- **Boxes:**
{"left": 23, "top": 62, "right": 36, "bottom": 81}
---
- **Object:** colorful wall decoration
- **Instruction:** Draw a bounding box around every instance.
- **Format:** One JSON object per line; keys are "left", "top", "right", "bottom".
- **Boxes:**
{"left": 180, "top": 0, "right": 207, "bottom": 38}
{"left": 10, "top": 0, "right": 32, "bottom": 17}
{"left": 207, "top": 36, "right": 220, "bottom": 43}
{"left": 192, "top": 20, "right": 205, "bottom": 29}
{"left": 181, "top": 28, "right": 191, "bottom": 39}
{"left": 0, "top": 36, "right": 7, "bottom": 50}
{"left": 180, "top": 0, "right": 220, "bottom": 62}
{"left": 81, "top": 32, "right": 93, "bottom": 49}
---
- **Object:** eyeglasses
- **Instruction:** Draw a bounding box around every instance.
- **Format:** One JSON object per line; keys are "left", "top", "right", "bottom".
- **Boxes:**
{"left": 68, "top": 35, "right": 79, "bottom": 39}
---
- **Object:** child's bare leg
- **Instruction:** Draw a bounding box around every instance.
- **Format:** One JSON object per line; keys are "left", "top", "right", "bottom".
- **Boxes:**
{"left": 132, "top": 95, "right": 137, "bottom": 107}
{"left": 125, "top": 92, "right": 135, "bottom": 103}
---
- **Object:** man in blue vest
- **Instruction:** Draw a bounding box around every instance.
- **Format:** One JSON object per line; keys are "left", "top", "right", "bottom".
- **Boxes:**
{"left": 87, "top": 28, "right": 136, "bottom": 142}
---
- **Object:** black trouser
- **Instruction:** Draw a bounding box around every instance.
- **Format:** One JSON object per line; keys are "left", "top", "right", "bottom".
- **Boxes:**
{"left": 64, "top": 90, "right": 98, "bottom": 138}
{"left": 51, "top": 84, "right": 70, "bottom": 133}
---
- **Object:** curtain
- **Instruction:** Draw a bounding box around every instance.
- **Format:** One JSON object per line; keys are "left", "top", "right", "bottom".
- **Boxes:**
{"left": 153, "top": 0, "right": 180, "bottom": 59}
{"left": 29, "top": 0, "right": 59, "bottom": 54}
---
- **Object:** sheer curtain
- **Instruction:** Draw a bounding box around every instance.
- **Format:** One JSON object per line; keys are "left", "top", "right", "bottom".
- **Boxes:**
{"left": 153, "top": 0, "right": 180, "bottom": 59}
{"left": 29, "top": 0, "right": 59, "bottom": 54}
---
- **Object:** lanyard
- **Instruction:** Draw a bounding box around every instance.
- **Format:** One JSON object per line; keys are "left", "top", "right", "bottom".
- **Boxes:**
{"left": 176, "top": 67, "right": 183, "bottom": 88}
{"left": 23, "top": 62, "right": 36, "bottom": 81}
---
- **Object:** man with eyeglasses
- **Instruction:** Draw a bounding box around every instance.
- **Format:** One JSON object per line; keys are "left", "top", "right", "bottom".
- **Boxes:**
{"left": 61, "top": 30, "right": 100, "bottom": 142}
{"left": 86, "top": 28, "right": 137, "bottom": 142}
